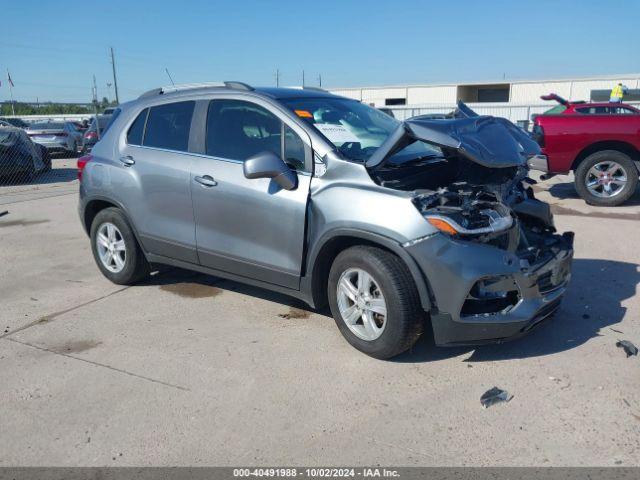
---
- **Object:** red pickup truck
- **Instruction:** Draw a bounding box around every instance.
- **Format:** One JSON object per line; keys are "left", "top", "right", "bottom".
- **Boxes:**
{"left": 532, "top": 94, "right": 640, "bottom": 206}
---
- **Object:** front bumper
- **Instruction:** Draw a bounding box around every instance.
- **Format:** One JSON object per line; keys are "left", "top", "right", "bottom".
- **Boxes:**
{"left": 406, "top": 230, "right": 574, "bottom": 346}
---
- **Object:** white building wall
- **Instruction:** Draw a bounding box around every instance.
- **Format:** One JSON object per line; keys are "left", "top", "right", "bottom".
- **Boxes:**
{"left": 407, "top": 86, "right": 457, "bottom": 104}
{"left": 360, "top": 87, "right": 407, "bottom": 106}
{"left": 330, "top": 74, "right": 640, "bottom": 106}
{"left": 330, "top": 88, "right": 361, "bottom": 101}
{"left": 510, "top": 82, "right": 572, "bottom": 103}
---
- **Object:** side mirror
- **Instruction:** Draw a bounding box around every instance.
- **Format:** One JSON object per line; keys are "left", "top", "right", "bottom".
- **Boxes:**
{"left": 243, "top": 151, "right": 297, "bottom": 190}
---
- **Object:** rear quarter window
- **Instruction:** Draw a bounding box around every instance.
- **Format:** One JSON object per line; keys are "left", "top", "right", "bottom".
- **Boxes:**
{"left": 127, "top": 109, "right": 148, "bottom": 146}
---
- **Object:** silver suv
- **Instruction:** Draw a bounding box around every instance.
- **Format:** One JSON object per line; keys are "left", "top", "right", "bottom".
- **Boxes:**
{"left": 78, "top": 82, "right": 574, "bottom": 359}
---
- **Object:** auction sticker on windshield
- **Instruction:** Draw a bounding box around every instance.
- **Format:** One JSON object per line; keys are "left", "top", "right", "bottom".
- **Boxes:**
{"left": 314, "top": 123, "right": 360, "bottom": 144}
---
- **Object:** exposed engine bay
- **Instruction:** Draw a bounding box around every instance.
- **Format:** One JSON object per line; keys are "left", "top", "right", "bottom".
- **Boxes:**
{"left": 366, "top": 104, "right": 573, "bottom": 264}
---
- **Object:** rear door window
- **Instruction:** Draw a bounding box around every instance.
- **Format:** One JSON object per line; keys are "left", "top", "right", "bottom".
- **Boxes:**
{"left": 143, "top": 101, "right": 195, "bottom": 152}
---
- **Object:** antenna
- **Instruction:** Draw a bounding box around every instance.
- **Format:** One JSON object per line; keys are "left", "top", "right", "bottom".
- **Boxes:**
{"left": 165, "top": 68, "right": 176, "bottom": 86}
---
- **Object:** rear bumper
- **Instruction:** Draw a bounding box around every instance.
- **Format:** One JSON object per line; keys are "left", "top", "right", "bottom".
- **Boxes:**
{"left": 32, "top": 139, "right": 72, "bottom": 151}
{"left": 405, "top": 230, "right": 574, "bottom": 346}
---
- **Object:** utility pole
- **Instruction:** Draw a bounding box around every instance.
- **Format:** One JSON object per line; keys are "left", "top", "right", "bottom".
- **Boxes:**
{"left": 7, "top": 69, "right": 15, "bottom": 116}
{"left": 92, "top": 75, "right": 101, "bottom": 139}
{"left": 109, "top": 47, "right": 120, "bottom": 105}
{"left": 317, "top": 73, "right": 322, "bottom": 88}
{"left": 302, "top": 70, "right": 305, "bottom": 87}
{"left": 275, "top": 69, "right": 280, "bottom": 87}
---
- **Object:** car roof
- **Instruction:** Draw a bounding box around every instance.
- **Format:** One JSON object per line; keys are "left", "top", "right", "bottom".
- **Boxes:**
{"left": 570, "top": 102, "right": 637, "bottom": 108}
{"left": 133, "top": 84, "right": 344, "bottom": 105}
{"left": 253, "top": 87, "right": 343, "bottom": 100}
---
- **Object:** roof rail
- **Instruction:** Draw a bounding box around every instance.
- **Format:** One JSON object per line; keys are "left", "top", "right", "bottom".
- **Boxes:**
{"left": 138, "top": 81, "right": 254, "bottom": 99}
{"left": 302, "top": 86, "right": 327, "bottom": 92}
{"left": 224, "top": 81, "right": 254, "bottom": 91}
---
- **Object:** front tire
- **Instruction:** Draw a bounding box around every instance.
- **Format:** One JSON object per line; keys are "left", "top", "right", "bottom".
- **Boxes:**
{"left": 574, "top": 150, "right": 638, "bottom": 206}
{"left": 90, "top": 207, "right": 150, "bottom": 285}
{"left": 328, "top": 246, "right": 424, "bottom": 359}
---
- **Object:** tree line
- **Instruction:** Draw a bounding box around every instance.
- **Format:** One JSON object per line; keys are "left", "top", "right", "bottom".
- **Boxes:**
{"left": 1, "top": 97, "right": 117, "bottom": 116}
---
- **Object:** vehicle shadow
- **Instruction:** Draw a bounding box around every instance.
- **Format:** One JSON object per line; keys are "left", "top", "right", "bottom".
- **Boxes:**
{"left": 140, "top": 258, "right": 637, "bottom": 363}
{"left": 394, "top": 258, "right": 639, "bottom": 363}
{"left": 544, "top": 180, "right": 640, "bottom": 206}
{"left": 141, "top": 267, "right": 318, "bottom": 312}
{"left": 0, "top": 168, "right": 77, "bottom": 186}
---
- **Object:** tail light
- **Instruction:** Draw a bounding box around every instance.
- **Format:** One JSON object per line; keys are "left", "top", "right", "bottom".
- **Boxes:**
{"left": 77, "top": 154, "right": 92, "bottom": 181}
{"left": 84, "top": 131, "right": 97, "bottom": 140}
{"left": 532, "top": 124, "right": 545, "bottom": 147}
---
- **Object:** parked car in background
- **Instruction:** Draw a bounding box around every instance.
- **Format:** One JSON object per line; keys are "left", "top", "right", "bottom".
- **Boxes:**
{"left": 25, "top": 121, "right": 83, "bottom": 156}
{"left": 0, "top": 117, "right": 29, "bottom": 129}
{"left": 533, "top": 94, "right": 640, "bottom": 206}
{"left": 0, "top": 127, "right": 50, "bottom": 180}
{"left": 78, "top": 84, "right": 573, "bottom": 359}
{"left": 82, "top": 115, "right": 113, "bottom": 152}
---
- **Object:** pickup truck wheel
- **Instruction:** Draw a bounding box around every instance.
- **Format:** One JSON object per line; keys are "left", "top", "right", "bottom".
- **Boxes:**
{"left": 575, "top": 151, "right": 638, "bottom": 206}
{"left": 90, "top": 207, "right": 150, "bottom": 285}
{"left": 328, "top": 246, "right": 424, "bottom": 359}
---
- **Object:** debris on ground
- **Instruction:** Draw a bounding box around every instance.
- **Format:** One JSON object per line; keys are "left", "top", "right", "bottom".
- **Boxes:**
{"left": 480, "top": 387, "right": 513, "bottom": 408}
{"left": 0, "top": 211, "right": 8, "bottom": 218}
{"left": 616, "top": 340, "right": 638, "bottom": 358}
{"left": 610, "top": 327, "right": 624, "bottom": 334}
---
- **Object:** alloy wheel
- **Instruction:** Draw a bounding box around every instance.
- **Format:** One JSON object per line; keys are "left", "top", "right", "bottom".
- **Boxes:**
{"left": 585, "top": 160, "right": 628, "bottom": 198}
{"left": 96, "top": 222, "right": 126, "bottom": 273}
{"left": 336, "top": 268, "right": 387, "bottom": 341}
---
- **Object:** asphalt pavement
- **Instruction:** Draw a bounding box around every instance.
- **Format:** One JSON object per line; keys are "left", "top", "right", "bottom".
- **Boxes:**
{"left": 0, "top": 159, "right": 639, "bottom": 466}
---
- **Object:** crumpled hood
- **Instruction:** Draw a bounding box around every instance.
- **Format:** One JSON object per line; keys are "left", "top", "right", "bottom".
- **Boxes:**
{"left": 365, "top": 102, "right": 541, "bottom": 170}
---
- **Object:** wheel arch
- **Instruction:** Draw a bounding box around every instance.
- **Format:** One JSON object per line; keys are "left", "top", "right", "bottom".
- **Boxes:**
{"left": 304, "top": 229, "right": 434, "bottom": 312}
{"left": 82, "top": 197, "right": 146, "bottom": 253}
{"left": 571, "top": 140, "right": 640, "bottom": 171}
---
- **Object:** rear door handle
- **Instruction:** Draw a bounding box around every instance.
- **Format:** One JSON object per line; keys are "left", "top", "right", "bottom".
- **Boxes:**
{"left": 119, "top": 155, "right": 135, "bottom": 166}
{"left": 194, "top": 175, "right": 218, "bottom": 187}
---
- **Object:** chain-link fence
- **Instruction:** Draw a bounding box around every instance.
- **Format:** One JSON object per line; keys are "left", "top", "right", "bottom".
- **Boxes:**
{"left": 0, "top": 112, "right": 115, "bottom": 204}
{"left": 0, "top": 122, "right": 84, "bottom": 213}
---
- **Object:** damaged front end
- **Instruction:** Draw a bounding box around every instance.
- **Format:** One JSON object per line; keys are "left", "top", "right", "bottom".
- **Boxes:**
{"left": 369, "top": 103, "right": 574, "bottom": 345}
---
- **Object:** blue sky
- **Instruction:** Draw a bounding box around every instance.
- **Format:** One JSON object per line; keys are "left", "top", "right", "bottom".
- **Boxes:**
{"left": 1, "top": 0, "right": 639, "bottom": 103}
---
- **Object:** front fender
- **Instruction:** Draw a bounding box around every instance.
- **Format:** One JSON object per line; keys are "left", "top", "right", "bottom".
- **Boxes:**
{"left": 302, "top": 228, "right": 434, "bottom": 312}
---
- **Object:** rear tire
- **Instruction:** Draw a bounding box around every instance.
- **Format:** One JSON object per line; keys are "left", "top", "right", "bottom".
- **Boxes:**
{"left": 574, "top": 150, "right": 638, "bottom": 206}
{"left": 90, "top": 207, "right": 150, "bottom": 285}
{"left": 328, "top": 246, "right": 424, "bottom": 359}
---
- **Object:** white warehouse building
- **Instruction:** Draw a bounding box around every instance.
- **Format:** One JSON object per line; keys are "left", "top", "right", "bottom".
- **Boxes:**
{"left": 329, "top": 73, "right": 640, "bottom": 123}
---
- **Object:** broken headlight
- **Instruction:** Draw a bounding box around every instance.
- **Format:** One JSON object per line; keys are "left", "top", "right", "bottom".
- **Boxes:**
{"left": 414, "top": 186, "right": 514, "bottom": 237}
{"left": 425, "top": 207, "right": 513, "bottom": 236}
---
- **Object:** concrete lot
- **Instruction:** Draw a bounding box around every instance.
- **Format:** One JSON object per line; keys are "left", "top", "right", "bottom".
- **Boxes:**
{"left": 1, "top": 158, "right": 639, "bottom": 466}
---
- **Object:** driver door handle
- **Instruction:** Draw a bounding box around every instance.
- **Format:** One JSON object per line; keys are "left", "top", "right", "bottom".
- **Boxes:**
{"left": 119, "top": 155, "right": 135, "bottom": 166}
{"left": 194, "top": 175, "right": 218, "bottom": 187}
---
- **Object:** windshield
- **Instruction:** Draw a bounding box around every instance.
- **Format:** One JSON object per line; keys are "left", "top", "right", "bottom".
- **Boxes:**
{"left": 542, "top": 104, "right": 567, "bottom": 115}
{"left": 282, "top": 97, "right": 441, "bottom": 164}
